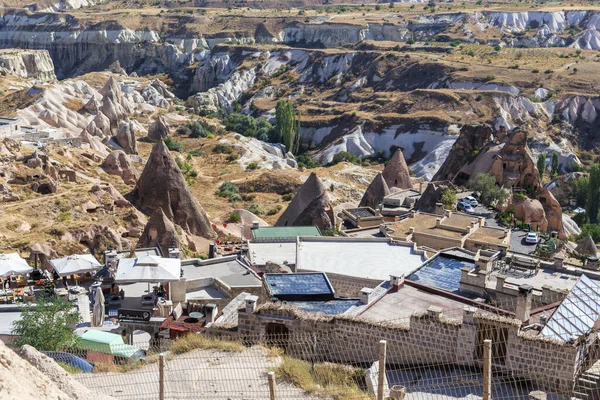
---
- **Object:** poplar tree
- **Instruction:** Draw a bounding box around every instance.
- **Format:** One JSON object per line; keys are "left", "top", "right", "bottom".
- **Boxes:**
{"left": 275, "top": 100, "right": 298, "bottom": 154}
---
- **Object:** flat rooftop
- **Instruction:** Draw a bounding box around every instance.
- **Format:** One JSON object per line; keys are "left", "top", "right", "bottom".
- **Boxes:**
{"left": 287, "top": 299, "right": 362, "bottom": 315}
{"left": 248, "top": 241, "right": 296, "bottom": 266}
{"left": 468, "top": 226, "right": 508, "bottom": 243}
{"left": 251, "top": 226, "right": 321, "bottom": 240}
{"left": 487, "top": 266, "right": 580, "bottom": 293}
{"left": 345, "top": 207, "right": 378, "bottom": 218}
{"left": 0, "top": 311, "right": 21, "bottom": 335}
{"left": 361, "top": 285, "right": 467, "bottom": 323}
{"left": 297, "top": 239, "right": 424, "bottom": 281}
{"left": 408, "top": 253, "right": 475, "bottom": 293}
{"left": 182, "top": 256, "right": 262, "bottom": 288}
{"left": 265, "top": 273, "right": 334, "bottom": 297}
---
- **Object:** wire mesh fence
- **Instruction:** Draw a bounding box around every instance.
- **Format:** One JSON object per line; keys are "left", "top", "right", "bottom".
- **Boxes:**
{"left": 56, "top": 301, "right": 591, "bottom": 400}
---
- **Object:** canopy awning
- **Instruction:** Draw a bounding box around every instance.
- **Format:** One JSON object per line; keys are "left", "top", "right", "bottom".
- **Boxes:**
{"left": 115, "top": 255, "right": 181, "bottom": 283}
{"left": 0, "top": 253, "right": 33, "bottom": 277}
{"left": 50, "top": 254, "right": 102, "bottom": 277}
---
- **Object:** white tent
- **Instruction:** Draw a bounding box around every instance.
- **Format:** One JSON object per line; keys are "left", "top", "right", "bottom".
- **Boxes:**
{"left": 91, "top": 287, "right": 105, "bottom": 327}
{"left": 115, "top": 256, "right": 181, "bottom": 283}
{"left": 0, "top": 253, "right": 33, "bottom": 277}
{"left": 50, "top": 254, "right": 102, "bottom": 277}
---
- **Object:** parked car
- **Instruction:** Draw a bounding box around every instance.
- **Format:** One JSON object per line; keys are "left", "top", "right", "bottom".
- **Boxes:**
{"left": 462, "top": 196, "right": 479, "bottom": 207}
{"left": 525, "top": 232, "right": 539, "bottom": 244}
{"left": 44, "top": 352, "right": 94, "bottom": 373}
{"left": 457, "top": 201, "right": 474, "bottom": 213}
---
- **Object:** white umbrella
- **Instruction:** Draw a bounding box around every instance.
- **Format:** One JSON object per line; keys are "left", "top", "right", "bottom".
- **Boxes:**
{"left": 0, "top": 253, "right": 33, "bottom": 277}
{"left": 115, "top": 255, "right": 181, "bottom": 283}
{"left": 92, "top": 287, "right": 105, "bottom": 327}
{"left": 50, "top": 254, "right": 102, "bottom": 277}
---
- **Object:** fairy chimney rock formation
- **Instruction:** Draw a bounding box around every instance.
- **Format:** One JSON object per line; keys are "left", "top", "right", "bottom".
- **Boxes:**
{"left": 101, "top": 150, "right": 138, "bottom": 185}
{"left": 138, "top": 208, "right": 180, "bottom": 256}
{"left": 275, "top": 172, "right": 334, "bottom": 230}
{"left": 576, "top": 235, "right": 598, "bottom": 256}
{"left": 359, "top": 173, "right": 389, "bottom": 209}
{"left": 132, "top": 140, "right": 216, "bottom": 239}
{"left": 382, "top": 148, "right": 412, "bottom": 190}
{"left": 147, "top": 115, "right": 170, "bottom": 142}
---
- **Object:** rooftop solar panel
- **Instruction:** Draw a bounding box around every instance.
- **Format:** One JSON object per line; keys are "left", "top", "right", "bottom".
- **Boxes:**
{"left": 265, "top": 273, "right": 334, "bottom": 297}
{"left": 407, "top": 254, "right": 474, "bottom": 293}
{"left": 540, "top": 274, "right": 600, "bottom": 342}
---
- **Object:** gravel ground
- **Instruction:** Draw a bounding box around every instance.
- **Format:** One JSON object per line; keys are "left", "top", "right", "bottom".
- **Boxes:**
{"left": 75, "top": 347, "right": 321, "bottom": 400}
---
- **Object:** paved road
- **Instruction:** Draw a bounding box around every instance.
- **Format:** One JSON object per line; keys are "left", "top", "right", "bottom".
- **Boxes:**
{"left": 456, "top": 192, "right": 499, "bottom": 228}
{"left": 509, "top": 230, "right": 538, "bottom": 255}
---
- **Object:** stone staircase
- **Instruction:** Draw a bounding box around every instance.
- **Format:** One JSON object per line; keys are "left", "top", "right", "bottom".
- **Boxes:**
{"left": 573, "top": 371, "right": 600, "bottom": 400}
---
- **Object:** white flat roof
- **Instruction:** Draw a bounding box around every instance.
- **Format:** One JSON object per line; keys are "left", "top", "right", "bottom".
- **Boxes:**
{"left": 297, "top": 239, "right": 424, "bottom": 281}
{"left": 248, "top": 242, "right": 297, "bottom": 266}
{"left": 0, "top": 312, "right": 21, "bottom": 335}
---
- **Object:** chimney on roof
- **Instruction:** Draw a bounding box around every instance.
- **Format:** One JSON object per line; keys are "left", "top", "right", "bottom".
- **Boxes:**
{"left": 252, "top": 221, "right": 260, "bottom": 230}
{"left": 245, "top": 295, "right": 259, "bottom": 313}
{"left": 168, "top": 246, "right": 181, "bottom": 259}
{"left": 515, "top": 284, "right": 533, "bottom": 322}
{"left": 205, "top": 303, "right": 218, "bottom": 324}
{"left": 390, "top": 275, "right": 405, "bottom": 291}
{"left": 360, "top": 288, "right": 374, "bottom": 305}
{"left": 478, "top": 217, "right": 485, "bottom": 227}
{"left": 435, "top": 203, "right": 444, "bottom": 215}
{"left": 419, "top": 182, "right": 425, "bottom": 194}
{"left": 105, "top": 249, "right": 118, "bottom": 270}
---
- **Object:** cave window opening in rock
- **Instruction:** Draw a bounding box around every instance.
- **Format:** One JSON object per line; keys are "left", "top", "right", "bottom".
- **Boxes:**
{"left": 395, "top": 179, "right": 398, "bottom": 185}
{"left": 503, "top": 163, "right": 507, "bottom": 170}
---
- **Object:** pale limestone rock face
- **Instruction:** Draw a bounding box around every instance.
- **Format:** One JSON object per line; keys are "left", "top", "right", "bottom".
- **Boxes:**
{"left": 0, "top": 49, "right": 56, "bottom": 81}
{"left": 115, "top": 121, "right": 139, "bottom": 154}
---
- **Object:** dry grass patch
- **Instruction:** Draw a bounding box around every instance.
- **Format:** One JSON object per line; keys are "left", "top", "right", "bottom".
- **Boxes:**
{"left": 170, "top": 334, "right": 245, "bottom": 355}
{"left": 275, "top": 356, "right": 373, "bottom": 400}
{"left": 64, "top": 98, "right": 85, "bottom": 111}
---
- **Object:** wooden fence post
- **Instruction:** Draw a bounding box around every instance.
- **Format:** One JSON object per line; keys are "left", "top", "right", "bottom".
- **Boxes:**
{"left": 483, "top": 339, "right": 492, "bottom": 400}
{"left": 378, "top": 340, "right": 387, "bottom": 400}
{"left": 159, "top": 353, "right": 165, "bottom": 400}
{"left": 268, "top": 371, "right": 276, "bottom": 400}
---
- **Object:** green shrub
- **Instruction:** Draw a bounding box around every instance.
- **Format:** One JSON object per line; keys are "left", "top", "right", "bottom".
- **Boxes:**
{"left": 227, "top": 212, "right": 241, "bottom": 223}
{"left": 213, "top": 144, "right": 234, "bottom": 154}
{"left": 297, "top": 155, "right": 317, "bottom": 169}
{"left": 216, "top": 182, "right": 241, "bottom": 202}
{"left": 282, "top": 193, "right": 294, "bottom": 201}
{"left": 164, "top": 137, "right": 184, "bottom": 152}
{"left": 331, "top": 151, "right": 360, "bottom": 165}
{"left": 247, "top": 161, "right": 259, "bottom": 170}
{"left": 246, "top": 204, "right": 265, "bottom": 215}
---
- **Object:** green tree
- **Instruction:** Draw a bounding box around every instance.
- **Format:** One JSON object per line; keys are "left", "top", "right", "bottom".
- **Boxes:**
{"left": 471, "top": 173, "right": 509, "bottom": 208}
{"left": 12, "top": 295, "right": 79, "bottom": 351}
{"left": 275, "top": 100, "right": 298, "bottom": 154}
{"left": 551, "top": 152, "right": 560, "bottom": 176}
{"left": 587, "top": 164, "right": 600, "bottom": 222}
{"left": 573, "top": 176, "right": 589, "bottom": 207}
{"left": 537, "top": 154, "right": 546, "bottom": 180}
{"left": 440, "top": 188, "right": 456, "bottom": 209}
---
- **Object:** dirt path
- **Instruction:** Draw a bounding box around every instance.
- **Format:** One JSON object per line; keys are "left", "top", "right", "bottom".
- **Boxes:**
{"left": 75, "top": 347, "right": 321, "bottom": 400}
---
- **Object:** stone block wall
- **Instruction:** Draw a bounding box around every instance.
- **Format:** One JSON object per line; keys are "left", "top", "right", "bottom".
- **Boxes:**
{"left": 504, "top": 332, "right": 577, "bottom": 394}
{"left": 235, "top": 304, "right": 578, "bottom": 395}
{"left": 412, "top": 231, "right": 464, "bottom": 250}
{"left": 319, "top": 272, "right": 383, "bottom": 298}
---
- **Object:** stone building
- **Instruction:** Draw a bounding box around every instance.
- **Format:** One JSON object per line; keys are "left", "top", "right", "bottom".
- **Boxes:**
{"left": 382, "top": 210, "right": 511, "bottom": 253}
{"left": 232, "top": 276, "right": 595, "bottom": 397}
